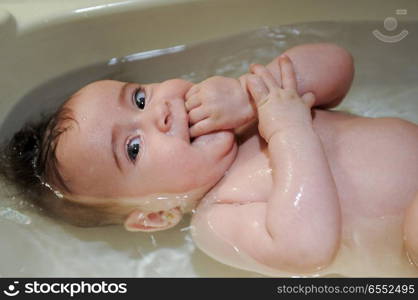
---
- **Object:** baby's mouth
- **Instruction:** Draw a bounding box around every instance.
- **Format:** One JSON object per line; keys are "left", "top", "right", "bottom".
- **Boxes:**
{"left": 186, "top": 114, "right": 196, "bottom": 144}
{"left": 186, "top": 112, "right": 194, "bottom": 143}
{"left": 165, "top": 96, "right": 192, "bottom": 144}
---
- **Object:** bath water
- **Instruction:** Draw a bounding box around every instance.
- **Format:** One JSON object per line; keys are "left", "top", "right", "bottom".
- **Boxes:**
{"left": 0, "top": 21, "right": 417, "bottom": 277}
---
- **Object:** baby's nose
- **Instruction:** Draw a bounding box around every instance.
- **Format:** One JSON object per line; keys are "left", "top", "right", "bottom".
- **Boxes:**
{"left": 154, "top": 102, "right": 171, "bottom": 133}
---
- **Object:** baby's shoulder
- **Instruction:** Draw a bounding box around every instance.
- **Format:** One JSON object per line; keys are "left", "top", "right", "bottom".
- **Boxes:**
{"left": 375, "top": 116, "right": 418, "bottom": 134}
{"left": 348, "top": 116, "right": 418, "bottom": 144}
{"left": 374, "top": 117, "right": 418, "bottom": 154}
{"left": 313, "top": 109, "right": 417, "bottom": 142}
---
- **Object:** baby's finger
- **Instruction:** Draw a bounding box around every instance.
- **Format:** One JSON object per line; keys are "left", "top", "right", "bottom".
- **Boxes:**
{"left": 250, "top": 64, "right": 278, "bottom": 91}
{"left": 185, "top": 84, "right": 199, "bottom": 99}
{"left": 188, "top": 107, "right": 209, "bottom": 125}
{"left": 246, "top": 74, "right": 269, "bottom": 107}
{"left": 185, "top": 95, "right": 201, "bottom": 111}
{"left": 189, "top": 118, "right": 213, "bottom": 137}
{"left": 279, "top": 55, "right": 297, "bottom": 90}
{"left": 301, "top": 92, "right": 316, "bottom": 108}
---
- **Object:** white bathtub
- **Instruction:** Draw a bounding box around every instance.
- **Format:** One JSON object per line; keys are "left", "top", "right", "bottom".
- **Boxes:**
{"left": 0, "top": 0, "right": 417, "bottom": 277}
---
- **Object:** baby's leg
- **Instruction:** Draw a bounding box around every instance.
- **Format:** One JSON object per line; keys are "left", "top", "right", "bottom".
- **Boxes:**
{"left": 403, "top": 192, "right": 418, "bottom": 267}
{"left": 241, "top": 43, "right": 354, "bottom": 109}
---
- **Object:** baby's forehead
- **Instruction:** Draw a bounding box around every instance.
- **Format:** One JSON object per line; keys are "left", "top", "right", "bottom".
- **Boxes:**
{"left": 54, "top": 126, "right": 120, "bottom": 197}
{"left": 64, "top": 80, "right": 123, "bottom": 119}
{"left": 71, "top": 80, "right": 123, "bottom": 100}
{"left": 54, "top": 82, "right": 123, "bottom": 195}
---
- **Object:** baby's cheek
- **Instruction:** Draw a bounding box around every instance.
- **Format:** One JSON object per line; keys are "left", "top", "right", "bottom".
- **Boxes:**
{"left": 148, "top": 145, "right": 197, "bottom": 189}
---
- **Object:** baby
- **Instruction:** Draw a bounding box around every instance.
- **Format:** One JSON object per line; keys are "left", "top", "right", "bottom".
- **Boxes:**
{"left": 1, "top": 43, "right": 417, "bottom": 276}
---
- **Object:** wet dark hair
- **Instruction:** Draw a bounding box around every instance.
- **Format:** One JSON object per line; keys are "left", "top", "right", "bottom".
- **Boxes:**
{"left": 0, "top": 102, "right": 125, "bottom": 227}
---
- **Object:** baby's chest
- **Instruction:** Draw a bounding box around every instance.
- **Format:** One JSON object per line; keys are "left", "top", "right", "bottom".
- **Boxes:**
{"left": 211, "top": 119, "right": 418, "bottom": 216}
{"left": 206, "top": 135, "right": 273, "bottom": 205}
{"left": 197, "top": 116, "right": 418, "bottom": 277}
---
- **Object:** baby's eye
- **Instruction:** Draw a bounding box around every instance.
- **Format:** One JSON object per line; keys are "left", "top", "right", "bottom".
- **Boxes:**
{"left": 133, "top": 88, "right": 146, "bottom": 110}
{"left": 127, "top": 137, "right": 141, "bottom": 162}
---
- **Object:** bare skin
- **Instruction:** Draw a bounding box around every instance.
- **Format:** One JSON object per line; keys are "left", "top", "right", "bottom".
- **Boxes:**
{"left": 191, "top": 56, "right": 418, "bottom": 276}
{"left": 55, "top": 44, "right": 418, "bottom": 276}
{"left": 192, "top": 109, "right": 418, "bottom": 276}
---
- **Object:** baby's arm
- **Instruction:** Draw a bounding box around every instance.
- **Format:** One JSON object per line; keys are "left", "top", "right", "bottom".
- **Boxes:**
{"left": 239, "top": 43, "right": 353, "bottom": 110}
{"left": 192, "top": 57, "right": 341, "bottom": 273}
{"left": 187, "top": 43, "right": 353, "bottom": 137}
{"left": 262, "top": 43, "right": 354, "bottom": 109}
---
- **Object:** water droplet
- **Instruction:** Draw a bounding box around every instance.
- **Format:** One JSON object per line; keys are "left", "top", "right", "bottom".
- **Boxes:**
{"left": 150, "top": 234, "right": 157, "bottom": 247}
{"left": 136, "top": 246, "right": 144, "bottom": 258}
{"left": 108, "top": 57, "right": 119, "bottom": 66}
{"left": 180, "top": 226, "right": 192, "bottom": 232}
{"left": 0, "top": 207, "right": 31, "bottom": 225}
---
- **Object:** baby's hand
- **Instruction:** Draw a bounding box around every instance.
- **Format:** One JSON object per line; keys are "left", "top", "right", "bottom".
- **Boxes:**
{"left": 185, "top": 76, "right": 254, "bottom": 137}
{"left": 247, "top": 55, "right": 315, "bottom": 142}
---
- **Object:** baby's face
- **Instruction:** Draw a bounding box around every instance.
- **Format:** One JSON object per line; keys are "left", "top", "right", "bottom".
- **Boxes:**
{"left": 56, "top": 79, "right": 237, "bottom": 207}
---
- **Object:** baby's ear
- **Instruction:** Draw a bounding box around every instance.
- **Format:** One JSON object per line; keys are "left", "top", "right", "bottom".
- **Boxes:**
{"left": 123, "top": 208, "right": 182, "bottom": 232}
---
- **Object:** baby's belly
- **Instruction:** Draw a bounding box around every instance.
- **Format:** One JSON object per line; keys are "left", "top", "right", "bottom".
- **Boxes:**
{"left": 213, "top": 110, "right": 418, "bottom": 215}
{"left": 315, "top": 111, "right": 418, "bottom": 276}
{"left": 317, "top": 112, "right": 418, "bottom": 219}
{"left": 325, "top": 214, "right": 417, "bottom": 276}
{"left": 202, "top": 110, "right": 418, "bottom": 276}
